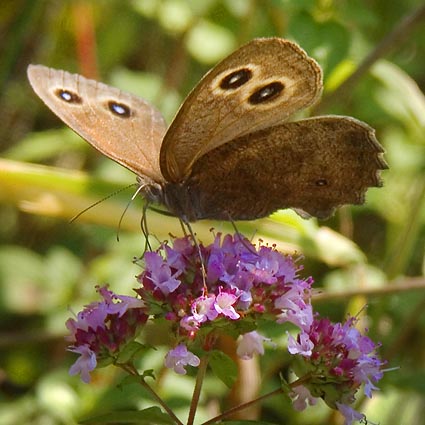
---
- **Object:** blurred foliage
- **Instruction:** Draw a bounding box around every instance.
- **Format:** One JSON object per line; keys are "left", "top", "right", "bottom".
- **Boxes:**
{"left": 0, "top": 0, "right": 425, "bottom": 424}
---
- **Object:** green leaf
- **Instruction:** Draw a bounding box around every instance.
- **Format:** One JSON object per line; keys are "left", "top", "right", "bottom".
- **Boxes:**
{"left": 116, "top": 342, "right": 147, "bottom": 364}
{"left": 209, "top": 350, "right": 238, "bottom": 388}
{"left": 96, "top": 356, "right": 114, "bottom": 369}
{"left": 288, "top": 11, "right": 350, "bottom": 75}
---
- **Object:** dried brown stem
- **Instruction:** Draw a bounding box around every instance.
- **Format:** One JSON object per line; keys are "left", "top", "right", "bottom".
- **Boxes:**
{"left": 312, "top": 277, "right": 425, "bottom": 303}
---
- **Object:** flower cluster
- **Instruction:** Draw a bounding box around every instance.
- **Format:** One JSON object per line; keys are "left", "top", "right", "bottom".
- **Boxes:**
{"left": 66, "top": 233, "right": 385, "bottom": 424}
{"left": 288, "top": 316, "right": 385, "bottom": 424}
{"left": 136, "top": 233, "right": 313, "bottom": 344}
{"left": 66, "top": 286, "right": 148, "bottom": 383}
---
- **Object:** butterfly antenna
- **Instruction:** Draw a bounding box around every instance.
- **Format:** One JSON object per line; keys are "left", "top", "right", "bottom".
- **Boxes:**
{"left": 184, "top": 221, "right": 207, "bottom": 289}
{"left": 116, "top": 183, "right": 147, "bottom": 242}
{"left": 132, "top": 203, "right": 154, "bottom": 266}
{"left": 180, "top": 219, "right": 189, "bottom": 236}
{"left": 69, "top": 183, "right": 137, "bottom": 224}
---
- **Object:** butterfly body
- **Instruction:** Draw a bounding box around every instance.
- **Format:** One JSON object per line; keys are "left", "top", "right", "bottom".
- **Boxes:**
{"left": 27, "top": 38, "right": 387, "bottom": 222}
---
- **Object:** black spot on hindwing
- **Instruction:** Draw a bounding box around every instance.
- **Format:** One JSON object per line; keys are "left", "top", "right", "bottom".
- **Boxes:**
{"left": 315, "top": 178, "right": 328, "bottom": 186}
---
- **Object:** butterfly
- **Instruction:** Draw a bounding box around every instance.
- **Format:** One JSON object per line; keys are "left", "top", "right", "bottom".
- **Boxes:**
{"left": 27, "top": 37, "right": 387, "bottom": 223}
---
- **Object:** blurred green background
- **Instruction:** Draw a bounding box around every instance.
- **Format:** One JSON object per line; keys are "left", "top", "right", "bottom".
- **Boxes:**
{"left": 1, "top": 0, "right": 425, "bottom": 424}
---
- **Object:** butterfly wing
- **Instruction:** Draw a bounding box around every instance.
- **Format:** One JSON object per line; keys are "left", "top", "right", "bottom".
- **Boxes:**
{"left": 27, "top": 65, "right": 167, "bottom": 183}
{"left": 184, "top": 116, "right": 388, "bottom": 220}
{"left": 160, "top": 38, "right": 322, "bottom": 182}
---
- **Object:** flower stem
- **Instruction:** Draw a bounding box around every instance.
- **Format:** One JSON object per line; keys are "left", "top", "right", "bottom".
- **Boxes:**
{"left": 188, "top": 354, "right": 210, "bottom": 425}
{"left": 201, "top": 389, "right": 282, "bottom": 425}
{"left": 201, "top": 376, "right": 311, "bottom": 425}
{"left": 119, "top": 363, "right": 184, "bottom": 425}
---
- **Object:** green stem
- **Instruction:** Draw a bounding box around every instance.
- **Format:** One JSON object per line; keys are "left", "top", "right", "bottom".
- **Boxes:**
{"left": 202, "top": 389, "right": 283, "bottom": 425}
{"left": 188, "top": 354, "right": 210, "bottom": 425}
{"left": 119, "top": 363, "right": 184, "bottom": 425}
{"left": 201, "top": 375, "right": 311, "bottom": 425}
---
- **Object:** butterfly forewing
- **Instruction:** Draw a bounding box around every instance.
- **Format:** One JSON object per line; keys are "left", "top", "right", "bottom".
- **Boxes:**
{"left": 27, "top": 65, "right": 166, "bottom": 183}
{"left": 160, "top": 38, "right": 323, "bottom": 183}
{"left": 184, "top": 116, "right": 388, "bottom": 220}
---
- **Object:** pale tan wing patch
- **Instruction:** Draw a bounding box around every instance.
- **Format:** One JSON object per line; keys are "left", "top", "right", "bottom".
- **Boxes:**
{"left": 27, "top": 65, "right": 166, "bottom": 183}
{"left": 160, "top": 38, "right": 322, "bottom": 182}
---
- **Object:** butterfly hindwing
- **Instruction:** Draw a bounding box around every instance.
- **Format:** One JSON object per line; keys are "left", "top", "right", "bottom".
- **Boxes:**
{"left": 184, "top": 116, "right": 388, "bottom": 220}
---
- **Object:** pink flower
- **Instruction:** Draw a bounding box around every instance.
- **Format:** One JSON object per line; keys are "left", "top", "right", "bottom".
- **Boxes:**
{"left": 214, "top": 291, "right": 240, "bottom": 319}
{"left": 180, "top": 315, "right": 200, "bottom": 332}
{"left": 164, "top": 344, "right": 200, "bottom": 374}
{"left": 191, "top": 294, "right": 217, "bottom": 322}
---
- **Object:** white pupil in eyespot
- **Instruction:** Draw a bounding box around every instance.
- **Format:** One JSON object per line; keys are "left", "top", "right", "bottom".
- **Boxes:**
{"left": 229, "top": 75, "right": 241, "bottom": 85}
{"left": 112, "top": 104, "right": 126, "bottom": 115}
{"left": 259, "top": 87, "right": 273, "bottom": 98}
{"left": 61, "top": 91, "right": 72, "bottom": 101}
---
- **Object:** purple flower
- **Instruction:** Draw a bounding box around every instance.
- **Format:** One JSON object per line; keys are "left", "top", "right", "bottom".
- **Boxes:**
{"left": 288, "top": 316, "right": 385, "bottom": 424}
{"left": 245, "top": 248, "right": 282, "bottom": 284}
{"left": 275, "top": 287, "right": 313, "bottom": 331}
{"left": 164, "top": 344, "right": 200, "bottom": 374}
{"left": 287, "top": 331, "right": 314, "bottom": 356}
{"left": 68, "top": 345, "right": 97, "bottom": 383}
{"left": 144, "top": 252, "right": 182, "bottom": 295}
{"left": 135, "top": 232, "right": 313, "bottom": 345}
{"left": 163, "top": 237, "right": 192, "bottom": 271}
{"left": 66, "top": 286, "right": 148, "bottom": 382}
{"left": 290, "top": 385, "right": 318, "bottom": 411}
{"left": 336, "top": 403, "right": 365, "bottom": 425}
{"left": 191, "top": 294, "right": 217, "bottom": 322}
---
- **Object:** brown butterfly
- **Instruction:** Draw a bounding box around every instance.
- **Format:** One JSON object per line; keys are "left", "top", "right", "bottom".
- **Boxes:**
{"left": 27, "top": 37, "right": 387, "bottom": 222}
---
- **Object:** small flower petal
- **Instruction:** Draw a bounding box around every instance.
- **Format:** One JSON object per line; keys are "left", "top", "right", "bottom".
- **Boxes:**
{"left": 287, "top": 331, "right": 314, "bottom": 356}
{"left": 164, "top": 344, "right": 200, "bottom": 375}
{"left": 144, "top": 252, "right": 181, "bottom": 295}
{"left": 336, "top": 403, "right": 365, "bottom": 425}
{"left": 290, "top": 385, "right": 318, "bottom": 411}
{"left": 214, "top": 291, "right": 240, "bottom": 319}
{"left": 68, "top": 345, "right": 97, "bottom": 383}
